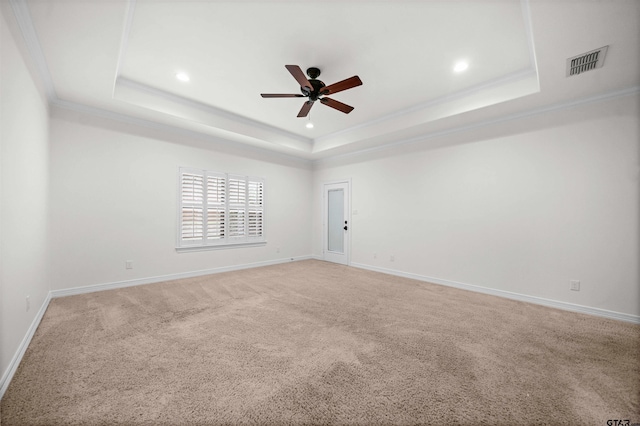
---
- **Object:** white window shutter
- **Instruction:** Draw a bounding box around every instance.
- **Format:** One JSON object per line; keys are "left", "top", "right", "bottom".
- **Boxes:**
{"left": 181, "top": 207, "right": 204, "bottom": 241}
{"left": 227, "top": 175, "right": 247, "bottom": 239}
{"left": 248, "top": 178, "right": 264, "bottom": 238}
{"left": 206, "top": 173, "right": 226, "bottom": 241}
{"left": 179, "top": 169, "right": 205, "bottom": 245}
{"left": 178, "top": 168, "right": 265, "bottom": 248}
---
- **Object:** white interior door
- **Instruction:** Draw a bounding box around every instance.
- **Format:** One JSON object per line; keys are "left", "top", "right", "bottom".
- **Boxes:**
{"left": 323, "top": 181, "right": 350, "bottom": 265}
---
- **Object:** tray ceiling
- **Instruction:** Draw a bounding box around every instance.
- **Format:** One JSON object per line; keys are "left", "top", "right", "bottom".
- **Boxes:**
{"left": 9, "top": 0, "right": 640, "bottom": 159}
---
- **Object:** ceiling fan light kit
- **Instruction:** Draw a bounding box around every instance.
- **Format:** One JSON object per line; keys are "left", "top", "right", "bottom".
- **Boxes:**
{"left": 261, "top": 65, "right": 363, "bottom": 118}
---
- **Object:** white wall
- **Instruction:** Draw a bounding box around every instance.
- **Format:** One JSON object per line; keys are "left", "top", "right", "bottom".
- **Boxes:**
{"left": 313, "top": 93, "right": 640, "bottom": 317}
{"left": 0, "top": 5, "right": 51, "bottom": 383}
{"left": 49, "top": 108, "right": 313, "bottom": 291}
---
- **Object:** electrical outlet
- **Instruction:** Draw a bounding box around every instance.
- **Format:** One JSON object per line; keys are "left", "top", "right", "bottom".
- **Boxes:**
{"left": 276, "top": 247, "right": 280, "bottom": 253}
{"left": 570, "top": 280, "right": 580, "bottom": 291}
{"left": 373, "top": 253, "right": 377, "bottom": 259}
{"left": 125, "top": 260, "right": 133, "bottom": 270}
{"left": 390, "top": 255, "right": 395, "bottom": 262}
{"left": 26, "top": 295, "right": 30, "bottom": 312}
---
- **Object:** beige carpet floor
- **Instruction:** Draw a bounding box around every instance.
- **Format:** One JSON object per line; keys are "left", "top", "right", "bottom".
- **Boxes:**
{"left": 1, "top": 260, "right": 639, "bottom": 425}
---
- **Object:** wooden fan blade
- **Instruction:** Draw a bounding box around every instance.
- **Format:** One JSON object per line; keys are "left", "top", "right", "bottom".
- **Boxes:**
{"left": 320, "top": 76, "right": 362, "bottom": 96}
{"left": 320, "top": 97, "right": 354, "bottom": 114}
{"left": 297, "top": 100, "right": 314, "bottom": 117}
{"left": 261, "top": 94, "right": 305, "bottom": 98}
{"left": 285, "top": 65, "right": 313, "bottom": 91}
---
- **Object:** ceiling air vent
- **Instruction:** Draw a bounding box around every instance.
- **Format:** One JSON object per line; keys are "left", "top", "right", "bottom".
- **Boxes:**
{"left": 566, "top": 46, "right": 608, "bottom": 77}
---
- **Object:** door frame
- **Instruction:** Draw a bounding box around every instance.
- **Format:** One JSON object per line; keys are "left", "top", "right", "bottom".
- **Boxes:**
{"left": 322, "top": 178, "right": 351, "bottom": 265}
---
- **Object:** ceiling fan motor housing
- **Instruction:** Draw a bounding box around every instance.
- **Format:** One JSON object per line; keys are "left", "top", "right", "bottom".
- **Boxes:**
{"left": 301, "top": 67, "right": 325, "bottom": 100}
{"left": 303, "top": 80, "right": 326, "bottom": 101}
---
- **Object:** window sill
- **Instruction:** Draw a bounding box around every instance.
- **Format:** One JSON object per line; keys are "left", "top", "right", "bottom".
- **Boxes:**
{"left": 176, "top": 241, "right": 267, "bottom": 253}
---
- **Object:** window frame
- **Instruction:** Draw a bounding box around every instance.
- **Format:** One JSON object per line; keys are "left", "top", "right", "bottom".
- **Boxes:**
{"left": 176, "top": 167, "right": 266, "bottom": 252}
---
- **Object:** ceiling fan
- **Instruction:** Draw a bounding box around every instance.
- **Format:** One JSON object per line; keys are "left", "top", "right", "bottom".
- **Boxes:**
{"left": 261, "top": 65, "right": 362, "bottom": 118}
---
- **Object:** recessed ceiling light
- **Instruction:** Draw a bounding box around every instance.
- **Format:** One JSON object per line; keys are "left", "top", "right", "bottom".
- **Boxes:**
{"left": 176, "top": 72, "right": 190, "bottom": 82}
{"left": 453, "top": 61, "right": 469, "bottom": 73}
{"left": 306, "top": 122, "right": 314, "bottom": 129}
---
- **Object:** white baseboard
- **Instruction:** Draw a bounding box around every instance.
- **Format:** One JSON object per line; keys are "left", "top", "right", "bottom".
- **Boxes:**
{"left": 0, "top": 291, "right": 52, "bottom": 401}
{"left": 50, "top": 255, "right": 314, "bottom": 298}
{"left": 351, "top": 262, "right": 640, "bottom": 324}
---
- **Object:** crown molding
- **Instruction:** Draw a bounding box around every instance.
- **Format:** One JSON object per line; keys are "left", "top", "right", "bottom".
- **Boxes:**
{"left": 315, "top": 85, "right": 640, "bottom": 163}
{"left": 7, "top": 0, "right": 56, "bottom": 100}
{"left": 312, "top": 0, "right": 540, "bottom": 150}
{"left": 51, "top": 98, "right": 313, "bottom": 164}
{"left": 113, "top": 0, "right": 313, "bottom": 151}
{"left": 520, "top": 0, "right": 539, "bottom": 78}
{"left": 112, "top": 0, "right": 312, "bottom": 150}
{"left": 112, "top": 0, "right": 137, "bottom": 96}
{"left": 312, "top": 67, "right": 539, "bottom": 152}
{"left": 114, "top": 77, "right": 312, "bottom": 148}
